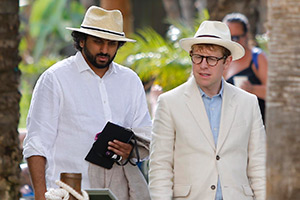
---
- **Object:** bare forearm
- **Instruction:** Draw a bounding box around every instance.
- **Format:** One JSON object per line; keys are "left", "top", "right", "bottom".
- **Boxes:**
{"left": 251, "top": 85, "right": 266, "bottom": 100}
{"left": 27, "top": 155, "right": 47, "bottom": 200}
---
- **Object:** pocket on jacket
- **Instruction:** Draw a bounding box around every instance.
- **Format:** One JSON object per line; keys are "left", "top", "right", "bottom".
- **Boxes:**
{"left": 173, "top": 184, "right": 191, "bottom": 197}
{"left": 242, "top": 185, "right": 254, "bottom": 196}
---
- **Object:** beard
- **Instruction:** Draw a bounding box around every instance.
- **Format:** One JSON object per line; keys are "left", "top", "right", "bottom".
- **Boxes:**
{"left": 82, "top": 45, "right": 117, "bottom": 69}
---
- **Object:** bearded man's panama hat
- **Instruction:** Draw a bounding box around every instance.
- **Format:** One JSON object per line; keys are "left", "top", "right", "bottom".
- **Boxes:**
{"left": 66, "top": 6, "right": 135, "bottom": 42}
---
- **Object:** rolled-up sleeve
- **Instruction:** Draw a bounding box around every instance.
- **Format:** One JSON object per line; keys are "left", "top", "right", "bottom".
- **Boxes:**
{"left": 23, "top": 71, "right": 62, "bottom": 160}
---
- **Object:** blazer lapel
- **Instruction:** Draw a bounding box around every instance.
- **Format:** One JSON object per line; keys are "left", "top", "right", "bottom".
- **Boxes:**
{"left": 184, "top": 77, "right": 216, "bottom": 151}
{"left": 217, "top": 82, "right": 238, "bottom": 152}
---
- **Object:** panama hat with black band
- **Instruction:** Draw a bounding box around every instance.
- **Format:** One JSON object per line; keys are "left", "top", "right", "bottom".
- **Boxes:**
{"left": 179, "top": 20, "right": 245, "bottom": 60}
{"left": 66, "top": 6, "right": 136, "bottom": 43}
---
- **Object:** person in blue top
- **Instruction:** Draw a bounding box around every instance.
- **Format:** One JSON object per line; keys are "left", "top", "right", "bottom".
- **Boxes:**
{"left": 222, "top": 13, "right": 268, "bottom": 123}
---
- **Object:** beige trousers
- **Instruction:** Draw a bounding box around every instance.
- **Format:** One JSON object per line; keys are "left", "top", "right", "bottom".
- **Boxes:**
{"left": 88, "top": 162, "right": 150, "bottom": 200}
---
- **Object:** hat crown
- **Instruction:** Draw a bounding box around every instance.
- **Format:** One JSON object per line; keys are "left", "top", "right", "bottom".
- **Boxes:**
{"left": 179, "top": 20, "right": 245, "bottom": 61}
{"left": 66, "top": 6, "right": 135, "bottom": 42}
{"left": 81, "top": 6, "right": 124, "bottom": 35}
{"left": 194, "top": 21, "right": 231, "bottom": 41}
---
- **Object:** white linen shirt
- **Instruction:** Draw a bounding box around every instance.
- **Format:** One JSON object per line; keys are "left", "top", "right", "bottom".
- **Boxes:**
{"left": 23, "top": 52, "right": 152, "bottom": 189}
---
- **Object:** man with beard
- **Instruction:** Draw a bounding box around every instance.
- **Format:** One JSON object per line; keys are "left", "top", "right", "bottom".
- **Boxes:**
{"left": 23, "top": 6, "right": 152, "bottom": 200}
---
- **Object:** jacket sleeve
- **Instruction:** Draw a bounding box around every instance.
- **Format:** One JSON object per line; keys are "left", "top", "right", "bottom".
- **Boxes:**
{"left": 149, "top": 94, "right": 175, "bottom": 200}
{"left": 248, "top": 97, "right": 266, "bottom": 200}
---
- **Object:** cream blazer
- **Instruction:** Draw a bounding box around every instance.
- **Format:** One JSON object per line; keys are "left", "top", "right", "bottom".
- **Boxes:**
{"left": 149, "top": 77, "right": 266, "bottom": 200}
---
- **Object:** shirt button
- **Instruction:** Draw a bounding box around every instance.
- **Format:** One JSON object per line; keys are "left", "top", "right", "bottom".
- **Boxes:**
{"left": 216, "top": 155, "right": 220, "bottom": 160}
{"left": 211, "top": 185, "right": 216, "bottom": 190}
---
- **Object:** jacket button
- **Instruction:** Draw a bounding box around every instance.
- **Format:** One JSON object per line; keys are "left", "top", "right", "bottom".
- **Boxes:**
{"left": 216, "top": 155, "right": 220, "bottom": 160}
{"left": 211, "top": 185, "right": 216, "bottom": 190}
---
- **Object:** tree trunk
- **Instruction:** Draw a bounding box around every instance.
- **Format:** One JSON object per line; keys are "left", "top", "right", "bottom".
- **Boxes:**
{"left": 80, "top": 0, "right": 98, "bottom": 9}
{"left": 195, "top": 0, "right": 207, "bottom": 19}
{"left": 0, "top": 0, "right": 22, "bottom": 200}
{"left": 162, "top": 0, "right": 181, "bottom": 21}
{"left": 206, "top": 0, "right": 264, "bottom": 36}
{"left": 100, "top": 0, "right": 134, "bottom": 35}
{"left": 179, "top": 0, "right": 195, "bottom": 27}
{"left": 266, "top": 0, "right": 300, "bottom": 199}
{"left": 161, "top": 0, "right": 267, "bottom": 36}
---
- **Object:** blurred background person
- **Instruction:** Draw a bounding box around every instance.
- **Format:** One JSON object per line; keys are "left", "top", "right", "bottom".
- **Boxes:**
{"left": 222, "top": 13, "right": 268, "bottom": 123}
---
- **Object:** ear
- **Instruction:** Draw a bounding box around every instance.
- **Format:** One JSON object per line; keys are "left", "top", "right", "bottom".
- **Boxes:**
{"left": 80, "top": 40, "right": 85, "bottom": 48}
{"left": 223, "top": 55, "right": 233, "bottom": 70}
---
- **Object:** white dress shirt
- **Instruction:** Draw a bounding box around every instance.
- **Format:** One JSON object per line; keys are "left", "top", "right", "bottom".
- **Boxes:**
{"left": 23, "top": 52, "right": 152, "bottom": 189}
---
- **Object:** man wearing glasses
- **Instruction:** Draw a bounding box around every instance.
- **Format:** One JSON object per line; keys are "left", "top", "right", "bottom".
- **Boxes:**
{"left": 149, "top": 21, "right": 266, "bottom": 200}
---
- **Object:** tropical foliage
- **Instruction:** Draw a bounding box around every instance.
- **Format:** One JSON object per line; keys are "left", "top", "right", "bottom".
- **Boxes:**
{"left": 115, "top": 17, "right": 210, "bottom": 91}
{"left": 115, "top": 27, "right": 191, "bottom": 92}
{"left": 19, "top": 0, "right": 85, "bottom": 128}
{"left": 19, "top": 1, "right": 212, "bottom": 128}
{"left": 19, "top": 0, "right": 85, "bottom": 61}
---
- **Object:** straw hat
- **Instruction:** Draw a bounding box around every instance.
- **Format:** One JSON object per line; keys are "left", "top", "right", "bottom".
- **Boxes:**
{"left": 66, "top": 6, "right": 135, "bottom": 42}
{"left": 179, "top": 21, "right": 244, "bottom": 60}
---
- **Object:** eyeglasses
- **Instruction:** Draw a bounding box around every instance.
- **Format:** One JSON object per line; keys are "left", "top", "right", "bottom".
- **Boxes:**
{"left": 190, "top": 54, "right": 227, "bottom": 66}
{"left": 231, "top": 33, "right": 246, "bottom": 42}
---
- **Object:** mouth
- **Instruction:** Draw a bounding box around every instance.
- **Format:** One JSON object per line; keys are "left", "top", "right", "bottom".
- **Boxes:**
{"left": 97, "top": 54, "right": 109, "bottom": 62}
{"left": 199, "top": 72, "right": 211, "bottom": 77}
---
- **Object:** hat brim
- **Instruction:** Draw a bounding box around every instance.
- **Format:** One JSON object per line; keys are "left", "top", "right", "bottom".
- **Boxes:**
{"left": 66, "top": 27, "right": 136, "bottom": 43}
{"left": 179, "top": 37, "right": 244, "bottom": 61}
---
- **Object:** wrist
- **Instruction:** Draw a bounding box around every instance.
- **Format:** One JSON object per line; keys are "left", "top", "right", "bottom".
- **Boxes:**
{"left": 35, "top": 191, "right": 46, "bottom": 200}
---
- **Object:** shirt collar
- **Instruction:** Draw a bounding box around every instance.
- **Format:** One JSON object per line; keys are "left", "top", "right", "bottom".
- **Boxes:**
{"left": 75, "top": 51, "right": 117, "bottom": 76}
{"left": 199, "top": 79, "right": 224, "bottom": 98}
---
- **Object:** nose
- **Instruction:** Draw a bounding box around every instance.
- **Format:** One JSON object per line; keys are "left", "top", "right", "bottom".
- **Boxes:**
{"left": 199, "top": 58, "right": 209, "bottom": 69}
{"left": 100, "top": 42, "right": 109, "bottom": 54}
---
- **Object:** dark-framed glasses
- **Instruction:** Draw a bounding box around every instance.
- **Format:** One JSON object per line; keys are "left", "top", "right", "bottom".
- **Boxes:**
{"left": 190, "top": 54, "right": 227, "bottom": 66}
{"left": 231, "top": 33, "right": 246, "bottom": 42}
